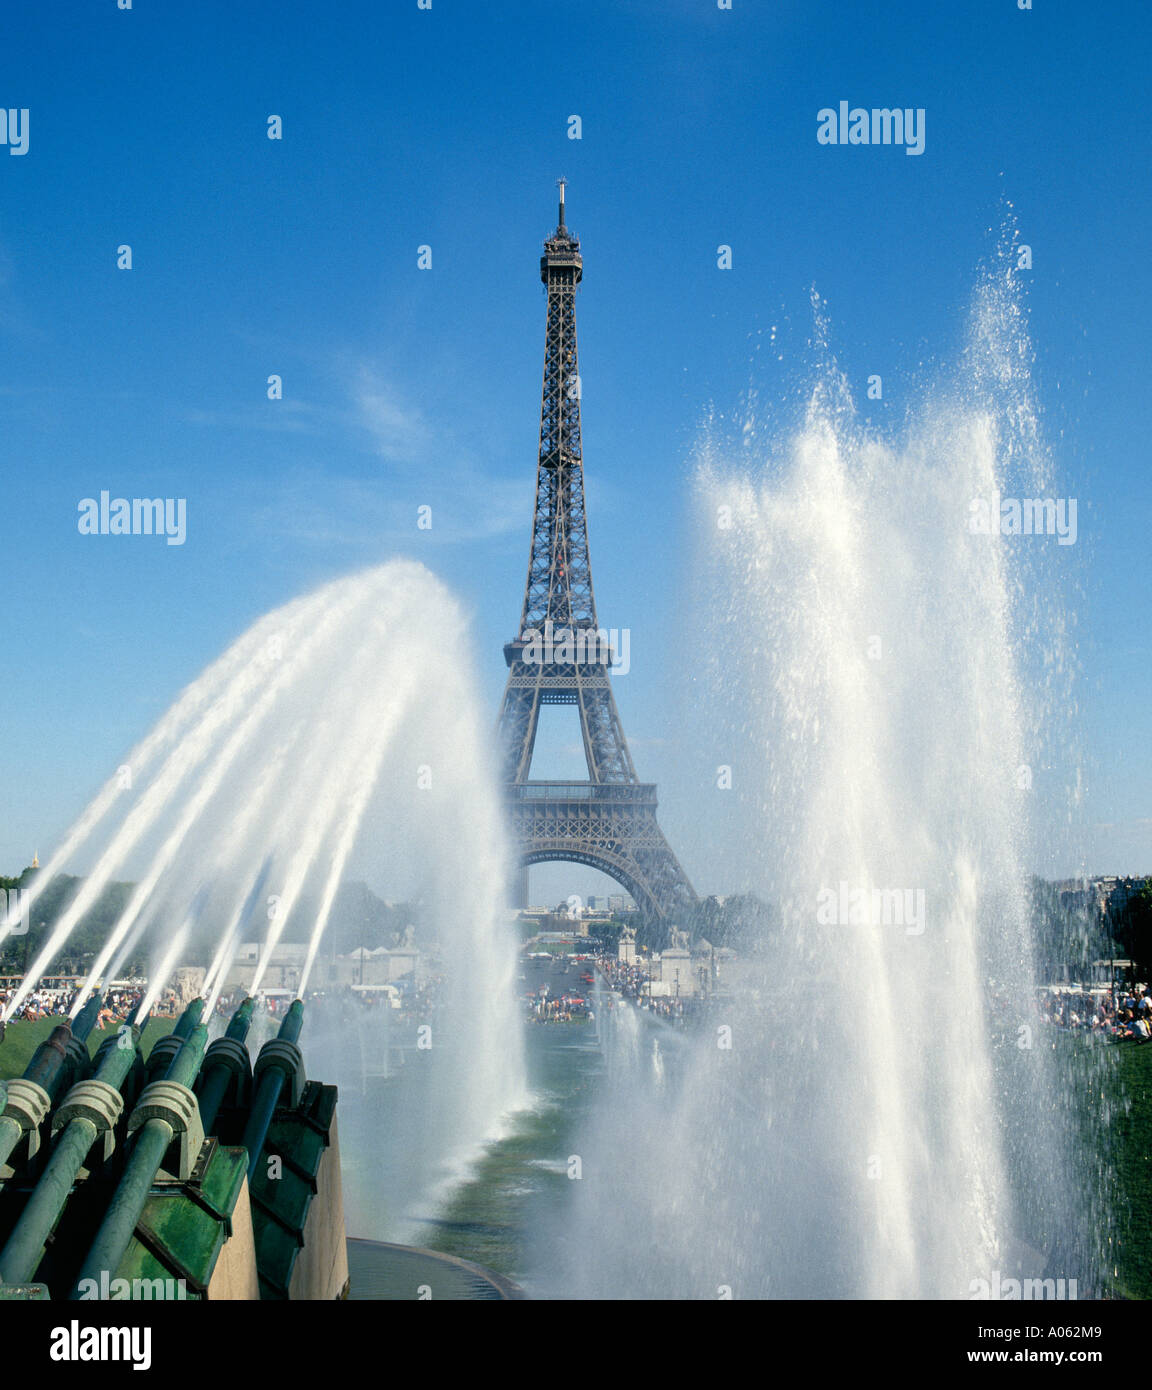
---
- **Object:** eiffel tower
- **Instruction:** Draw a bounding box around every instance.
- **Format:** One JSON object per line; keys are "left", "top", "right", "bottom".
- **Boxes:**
{"left": 496, "top": 183, "right": 696, "bottom": 938}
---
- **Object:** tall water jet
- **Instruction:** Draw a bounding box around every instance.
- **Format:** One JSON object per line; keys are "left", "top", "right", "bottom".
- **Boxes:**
{"left": 550, "top": 257, "right": 1104, "bottom": 1299}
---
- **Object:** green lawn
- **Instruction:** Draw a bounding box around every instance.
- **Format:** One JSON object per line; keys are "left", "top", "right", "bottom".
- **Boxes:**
{"left": 0, "top": 1015, "right": 174, "bottom": 1079}
{"left": 1112, "top": 1042, "right": 1152, "bottom": 1299}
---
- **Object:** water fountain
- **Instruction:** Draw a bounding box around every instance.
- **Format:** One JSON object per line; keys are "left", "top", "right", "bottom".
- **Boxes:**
{"left": 0, "top": 559, "right": 526, "bottom": 1261}
{"left": 0, "top": 245, "right": 1112, "bottom": 1301}
{"left": 544, "top": 255, "right": 1107, "bottom": 1299}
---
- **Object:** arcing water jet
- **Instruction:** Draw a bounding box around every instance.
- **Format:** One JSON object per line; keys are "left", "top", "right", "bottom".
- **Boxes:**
{"left": 4, "top": 560, "right": 526, "bottom": 1256}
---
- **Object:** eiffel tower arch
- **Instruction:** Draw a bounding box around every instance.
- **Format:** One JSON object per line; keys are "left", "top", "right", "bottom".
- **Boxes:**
{"left": 495, "top": 184, "right": 696, "bottom": 940}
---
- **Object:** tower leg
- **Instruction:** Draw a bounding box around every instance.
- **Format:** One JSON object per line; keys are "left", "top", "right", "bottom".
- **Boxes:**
{"left": 509, "top": 863, "right": 529, "bottom": 911}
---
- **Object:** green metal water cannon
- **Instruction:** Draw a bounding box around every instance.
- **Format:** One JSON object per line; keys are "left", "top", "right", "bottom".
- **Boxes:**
{"left": 0, "top": 1024, "right": 143, "bottom": 1286}
{"left": 0, "top": 1011, "right": 97, "bottom": 1175}
{"left": 240, "top": 999, "right": 305, "bottom": 1184}
{"left": 90, "top": 1025, "right": 147, "bottom": 1117}
{"left": 143, "top": 996, "right": 206, "bottom": 1083}
{"left": 71, "top": 995, "right": 105, "bottom": 1045}
{"left": 196, "top": 996, "right": 256, "bottom": 1135}
{"left": 170, "top": 998, "right": 205, "bottom": 1041}
{"left": 70, "top": 1019, "right": 210, "bottom": 1298}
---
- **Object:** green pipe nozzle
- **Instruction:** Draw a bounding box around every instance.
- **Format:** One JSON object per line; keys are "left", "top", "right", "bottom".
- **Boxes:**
{"left": 240, "top": 1001, "right": 305, "bottom": 1183}
{"left": 0, "top": 1022, "right": 91, "bottom": 1174}
{"left": 196, "top": 999, "right": 257, "bottom": 1136}
{"left": 70, "top": 1023, "right": 209, "bottom": 1297}
{"left": 0, "top": 1026, "right": 142, "bottom": 1286}
{"left": 71, "top": 995, "right": 104, "bottom": 1044}
{"left": 144, "top": 997, "right": 208, "bottom": 1082}
{"left": 171, "top": 997, "right": 206, "bottom": 1039}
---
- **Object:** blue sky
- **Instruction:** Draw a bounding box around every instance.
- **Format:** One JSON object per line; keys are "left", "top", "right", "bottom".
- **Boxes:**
{"left": 2, "top": 0, "right": 1150, "bottom": 902}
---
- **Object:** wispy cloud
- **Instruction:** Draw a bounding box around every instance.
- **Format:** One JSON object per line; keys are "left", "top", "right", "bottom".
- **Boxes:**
{"left": 346, "top": 362, "right": 529, "bottom": 543}
{"left": 353, "top": 368, "right": 432, "bottom": 464}
{"left": 184, "top": 398, "right": 327, "bottom": 434}
{"left": 210, "top": 360, "right": 530, "bottom": 551}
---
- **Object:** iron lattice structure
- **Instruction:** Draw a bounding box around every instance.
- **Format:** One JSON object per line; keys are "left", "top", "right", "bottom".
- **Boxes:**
{"left": 496, "top": 185, "right": 696, "bottom": 932}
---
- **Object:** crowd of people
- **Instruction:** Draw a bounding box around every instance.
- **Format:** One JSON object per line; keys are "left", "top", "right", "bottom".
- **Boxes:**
{"left": 8, "top": 966, "right": 1148, "bottom": 1045}
{"left": 527, "top": 990, "right": 592, "bottom": 1023}
{"left": 639, "top": 994, "right": 695, "bottom": 1022}
{"left": 1039, "top": 985, "right": 1152, "bottom": 1042}
{"left": 595, "top": 957, "right": 649, "bottom": 1001}
{"left": 592, "top": 955, "right": 707, "bottom": 1022}
{"left": 0, "top": 982, "right": 180, "bottom": 1026}
{"left": 518, "top": 954, "right": 708, "bottom": 1028}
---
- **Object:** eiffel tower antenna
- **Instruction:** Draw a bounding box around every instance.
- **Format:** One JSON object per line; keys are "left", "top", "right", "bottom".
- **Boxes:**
{"left": 495, "top": 186, "right": 696, "bottom": 937}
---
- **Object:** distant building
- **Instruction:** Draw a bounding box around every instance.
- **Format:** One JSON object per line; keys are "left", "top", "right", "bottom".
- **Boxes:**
{"left": 226, "top": 942, "right": 309, "bottom": 993}
{"left": 224, "top": 942, "right": 421, "bottom": 993}
{"left": 650, "top": 946, "right": 695, "bottom": 997}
